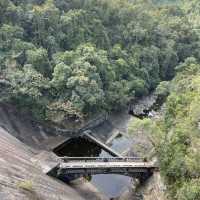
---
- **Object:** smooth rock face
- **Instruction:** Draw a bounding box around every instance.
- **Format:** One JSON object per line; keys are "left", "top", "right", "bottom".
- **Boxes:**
{"left": 0, "top": 103, "right": 69, "bottom": 150}
{"left": 0, "top": 126, "right": 86, "bottom": 200}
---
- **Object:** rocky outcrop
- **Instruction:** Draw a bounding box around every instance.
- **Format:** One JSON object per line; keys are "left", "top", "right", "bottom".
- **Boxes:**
{"left": 129, "top": 94, "right": 157, "bottom": 117}
{"left": 139, "top": 172, "right": 167, "bottom": 200}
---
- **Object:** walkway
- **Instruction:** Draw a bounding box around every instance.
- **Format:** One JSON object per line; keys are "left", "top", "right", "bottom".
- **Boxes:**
{"left": 47, "top": 157, "right": 157, "bottom": 181}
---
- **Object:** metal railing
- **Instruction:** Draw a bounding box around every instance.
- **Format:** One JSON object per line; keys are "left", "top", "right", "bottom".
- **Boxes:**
{"left": 60, "top": 156, "right": 146, "bottom": 163}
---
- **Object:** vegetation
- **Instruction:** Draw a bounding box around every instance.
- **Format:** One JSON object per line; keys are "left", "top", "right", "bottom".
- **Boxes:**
{"left": 158, "top": 58, "right": 200, "bottom": 200}
{"left": 1, "top": 0, "right": 200, "bottom": 199}
{"left": 1, "top": 0, "right": 199, "bottom": 126}
{"left": 17, "top": 180, "right": 34, "bottom": 192}
{"left": 129, "top": 57, "right": 200, "bottom": 199}
{"left": 153, "top": 0, "right": 180, "bottom": 5}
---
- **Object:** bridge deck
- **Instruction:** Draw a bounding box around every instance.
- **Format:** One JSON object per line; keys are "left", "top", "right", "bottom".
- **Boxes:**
{"left": 60, "top": 156, "right": 144, "bottom": 161}
{"left": 38, "top": 154, "right": 158, "bottom": 181}
{"left": 54, "top": 159, "right": 156, "bottom": 178}
{"left": 60, "top": 161, "right": 155, "bottom": 169}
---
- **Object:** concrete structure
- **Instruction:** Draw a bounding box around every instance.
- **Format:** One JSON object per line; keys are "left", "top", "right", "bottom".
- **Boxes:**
{"left": 48, "top": 132, "right": 157, "bottom": 182}
{"left": 0, "top": 127, "right": 86, "bottom": 200}
{"left": 46, "top": 156, "right": 157, "bottom": 183}
{"left": 83, "top": 131, "right": 123, "bottom": 157}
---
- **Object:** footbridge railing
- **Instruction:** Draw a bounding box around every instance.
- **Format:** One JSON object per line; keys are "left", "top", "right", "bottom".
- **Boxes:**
{"left": 60, "top": 156, "right": 146, "bottom": 162}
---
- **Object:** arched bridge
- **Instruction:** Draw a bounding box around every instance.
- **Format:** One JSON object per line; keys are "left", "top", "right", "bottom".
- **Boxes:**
{"left": 47, "top": 156, "right": 157, "bottom": 182}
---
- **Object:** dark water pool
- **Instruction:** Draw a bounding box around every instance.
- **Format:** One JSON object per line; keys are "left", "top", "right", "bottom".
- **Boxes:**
{"left": 54, "top": 135, "right": 133, "bottom": 199}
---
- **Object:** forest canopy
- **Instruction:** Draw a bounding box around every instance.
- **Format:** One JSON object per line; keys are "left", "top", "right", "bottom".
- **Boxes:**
{"left": 128, "top": 57, "right": 200, "bottom": 200}
{"left": 1, "top": 0, "right": 200, "bottom": 199}
{"left": 0, "top": 0, "right": 199, "bottom": 125}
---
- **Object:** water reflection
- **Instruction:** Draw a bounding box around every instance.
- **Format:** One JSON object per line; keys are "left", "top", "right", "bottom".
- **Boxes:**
{"left": 91, "top": 174, "right": 132, "bottom": 198}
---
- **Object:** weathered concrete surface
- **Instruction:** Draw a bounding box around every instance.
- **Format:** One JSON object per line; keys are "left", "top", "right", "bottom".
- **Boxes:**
{"left": 0, "top": 126, "right": 85, "bottom": 200}
{"left": 116, "top": 189, "right": 139, "bottom": 200}
{"left": 31, "top": 151, "right": 61, "bottom": 174}
{"left": 90, "top": 110, "right": 132, "bottom": 144}
{"left": 138, "top": 172, "right": 167, "bottom": 200}
{"left": 0, "top": 103, "right": 61, "bottom": 150}
{"left": 83, "top": 131, "right": 123, "bottom": 157}
{"left": 116, "top": 171, "right": 167, "bottom": 200}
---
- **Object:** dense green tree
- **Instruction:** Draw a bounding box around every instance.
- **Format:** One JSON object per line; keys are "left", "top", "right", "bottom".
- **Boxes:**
{"left": 155, "top": 81, "right": 170, "bottom": 100}
{"left": 1, "top": 0, "right": 200, "bottom": 128}
{"left": 26, "top": 47, "right": 51, "bottom": 77}
{"left": 5, "top": 66, "right": 50, "bottom": 120}
{"left": 0, "top": 24, "right": 24, "bottom": 51}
